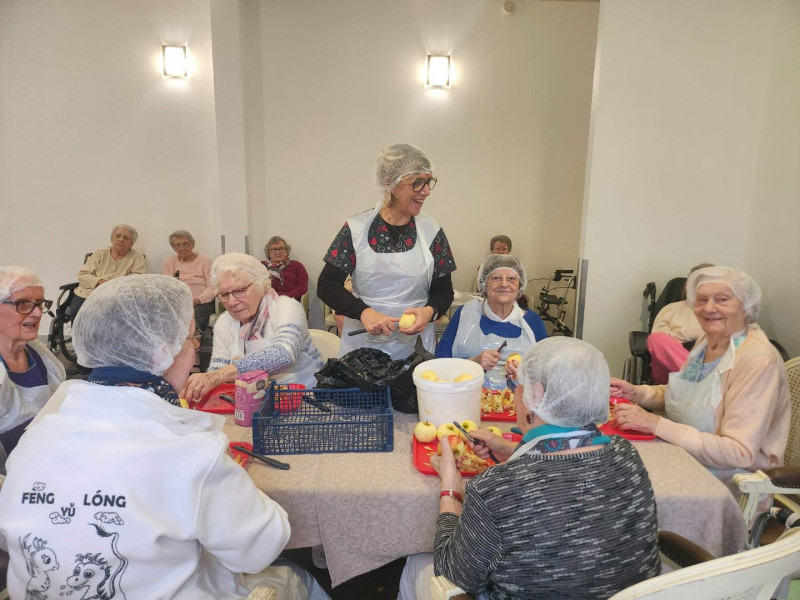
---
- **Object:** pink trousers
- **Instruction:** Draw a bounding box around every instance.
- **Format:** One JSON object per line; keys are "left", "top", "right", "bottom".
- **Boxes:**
{"left": 647, "top": 332, "right": 690, "bottom": 384}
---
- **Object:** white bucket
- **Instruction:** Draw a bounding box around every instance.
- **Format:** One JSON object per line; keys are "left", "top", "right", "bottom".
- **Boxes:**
{"left": 413, "top": 358, "right": 484, "bottom": 426}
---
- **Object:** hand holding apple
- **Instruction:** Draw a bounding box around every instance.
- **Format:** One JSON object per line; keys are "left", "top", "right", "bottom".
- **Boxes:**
{"left": 430, "top": 434, "right": 463, "bottom": 491}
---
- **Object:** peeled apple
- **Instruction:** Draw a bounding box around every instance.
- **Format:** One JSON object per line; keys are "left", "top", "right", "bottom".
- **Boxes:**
{"left": 398, "top": 313, "right": 416, "bottom": 329}
{"left": 420, "top": 370, "right": 439, "bottom": 382}
{"left": 507, "top": 353, "right": 522, "bottom": 365}
{"left": 454, "top": 373, "right": 473, "bottom": 382}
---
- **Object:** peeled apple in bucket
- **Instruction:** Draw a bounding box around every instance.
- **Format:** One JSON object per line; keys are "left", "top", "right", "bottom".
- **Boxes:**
{"left": 454, "top": 373, "right": 473, "bottom": 382}
{"left": 420, "top": 370, "right": 439, "bottom": 382}
{"left": 398, "top": 313, "right": 416, "bottom": 329}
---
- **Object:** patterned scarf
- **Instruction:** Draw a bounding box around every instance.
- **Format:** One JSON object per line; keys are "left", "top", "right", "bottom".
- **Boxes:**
{"left": 240, "top": 289, "right": 279, "bottom": 342}
{"left": 88, "top": 365, "right": 181, "bottom": 406}
{"left": 267, "top": 258, "right": 290, "bottom": 284}
{"left": 519, "top": 423, "right": 609, "bottom": 455}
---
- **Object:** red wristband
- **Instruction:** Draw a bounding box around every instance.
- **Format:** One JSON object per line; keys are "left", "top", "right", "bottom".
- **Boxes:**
{"left": 440, "top": 490, "right": 463, "bottom": 503}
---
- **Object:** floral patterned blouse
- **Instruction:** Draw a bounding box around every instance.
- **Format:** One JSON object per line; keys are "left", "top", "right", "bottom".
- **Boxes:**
{"left": 323, "top": 213, "right": 457, "bottom": 278}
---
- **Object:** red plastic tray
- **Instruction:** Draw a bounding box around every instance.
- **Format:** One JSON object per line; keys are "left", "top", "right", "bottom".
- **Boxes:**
{"left": 413, "top": 432, "right": 522, "bottom": 477}
{"left": 480, "top": 388, "right": 516, "bottom": 422}
{"left": 229, "top": 441, "right": 252, "bottom": 467}
{"left": 192, "top": 383, "right": 236, "bottom": 414}
{"left": 599, "top": 396, "right": 655, "bottom": 441}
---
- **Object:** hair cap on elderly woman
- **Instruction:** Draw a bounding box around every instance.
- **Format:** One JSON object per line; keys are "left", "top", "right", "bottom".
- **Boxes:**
{"left": 517, "top": 337, "right": 609, "bottom": 427}
{"left": 72, "top": 275, "right": 193, "bottom": 376}
{"left": 210, "top": 253, "right": 272, "bottom": 291}
{"left": 374, "top": 144, "right": 433, "bottom": 195}
{"left": 0, "top": 266, "right": 43, "bottom": 301}
{"left": 686, "top": 265, "right": 762, "bottom": 323}
{"left": 476, "top": 254, "right": 528, "bottom": 299}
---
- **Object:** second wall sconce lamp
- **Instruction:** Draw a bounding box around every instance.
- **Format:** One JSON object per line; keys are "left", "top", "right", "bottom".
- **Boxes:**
{"left": 163, "top": 45, "right": 188, "bottom": 77}
{"left": 426, "top": 55, "right": 451, "bottom": 87}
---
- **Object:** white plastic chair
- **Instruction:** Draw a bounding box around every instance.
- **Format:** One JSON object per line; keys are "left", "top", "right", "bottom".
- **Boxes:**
{"left": 322, "top": 303, "right": 338, "bottom": 334}
{"left": 608, "top": 528, "right": 800, "bottom": 600}
{"left": 736, "top": 357, "right": 800, "bottom": 526}
{"left": 309, "top": 329, "right": 341, "bottom": 361}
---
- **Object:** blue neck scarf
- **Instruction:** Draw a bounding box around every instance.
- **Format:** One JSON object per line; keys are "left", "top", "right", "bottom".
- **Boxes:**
{"left": 519, "top": 423, "right": 610, "bottom": 454}
{"left": 88, "top": 366, "right": 181, "bottom": 406}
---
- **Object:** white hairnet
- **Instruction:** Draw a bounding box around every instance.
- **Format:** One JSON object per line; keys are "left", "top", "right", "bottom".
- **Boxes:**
{"left": 686, "top": 266, "right": 761, "bottom": 323}
{"left": 476, "top": 254, "right": 528, "bottom": 299}
{"left": 210, "top": 253, "right": 272, "bottom": 293}
{"left": 517, "top": 337, "right": 609, "bottom": 427}
{"left": 0, "top": 266, "right": 44, "bottom": 301}
{"left": 72, "top": 275, "right": 193, "bottom": 376}
{"left": 374, "top": 144, "right": 433, "bottom": 196}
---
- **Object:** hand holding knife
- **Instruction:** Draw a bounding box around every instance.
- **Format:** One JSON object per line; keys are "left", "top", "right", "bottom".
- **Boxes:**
{"left": 452, "top": 421, "right": 501, "bottom": 464}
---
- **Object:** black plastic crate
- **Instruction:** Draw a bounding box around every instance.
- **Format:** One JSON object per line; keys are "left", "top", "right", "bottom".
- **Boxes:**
{"left": 251, "top": 383, "right": 394, "bottom": 455}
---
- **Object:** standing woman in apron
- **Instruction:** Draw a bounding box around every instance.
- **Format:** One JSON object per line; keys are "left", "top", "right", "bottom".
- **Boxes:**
{"left": 0, "top": 266, "right": 65, "bottom": 473}
{"left": 611, "top": 266, "right": 790, "bottom": 480}
{"left": 436, "top": 254, "right": 547, "bottom": 373}
{"left": 318, "top": 144, "right": 457, "bottom": 359}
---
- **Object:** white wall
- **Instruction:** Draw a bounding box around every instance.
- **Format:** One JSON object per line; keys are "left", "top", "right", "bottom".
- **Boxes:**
{"left": 0, "top": 0, "right": 222, "bottom": 325}
{"left": 746, "top": 0, "right": 800, "bottom": 358}
{"left": 580, "top": 0, "right": 799, "bottom": 372}
{"left": 241, "top": 0, "right": 599, "bottom": 326}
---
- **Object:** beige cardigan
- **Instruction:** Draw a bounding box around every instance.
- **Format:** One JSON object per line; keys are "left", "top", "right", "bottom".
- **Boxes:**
{"left": 636, "top": 324, "right": 789, "bottom": 471}
{"left": 75, "top": 247, "right": 146, "bottom": 298}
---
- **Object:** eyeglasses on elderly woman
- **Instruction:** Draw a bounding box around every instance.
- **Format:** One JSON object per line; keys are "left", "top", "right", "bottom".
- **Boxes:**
{"left": 0, "top": 299, "right": 53, "bottom": 314}
{"left": 410, "top": 177, "right": 437, "bottom": 192}
{"left": 216, "top": 282, "right": 253, "bottom": 303}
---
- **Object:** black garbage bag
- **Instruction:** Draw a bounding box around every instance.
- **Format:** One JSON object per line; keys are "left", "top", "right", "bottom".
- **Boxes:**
{"left": 314, "top": 337, "right": 434, "bottom": 413}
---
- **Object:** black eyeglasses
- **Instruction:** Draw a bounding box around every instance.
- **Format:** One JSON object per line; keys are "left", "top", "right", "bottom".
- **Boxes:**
{"left": 411, "top": 177, "right": 437, "bottom": 192}
{"left": 1, "top": 299, "right": 53, "bottom": 314}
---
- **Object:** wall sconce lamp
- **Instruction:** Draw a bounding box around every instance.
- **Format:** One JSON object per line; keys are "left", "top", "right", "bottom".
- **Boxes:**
{"left": 162, "top": 45, "right": 188, "bottom": 77}
{"left": 426, "top": 55, "right": 451, "bottom": 87}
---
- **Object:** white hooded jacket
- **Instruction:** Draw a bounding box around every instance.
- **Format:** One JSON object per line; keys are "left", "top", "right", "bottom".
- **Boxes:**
{"left": 0, "top": 379, "right": 291, "bottom": 600}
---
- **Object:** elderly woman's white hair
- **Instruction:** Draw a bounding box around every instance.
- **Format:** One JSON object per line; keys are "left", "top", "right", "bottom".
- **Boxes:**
{"left": 0, "top": 266, "right": 43, "bottom": 301}
{"left": 210, "top": 253, "right": 272, "bottom": 293}
{"left": 686, "top": 266, "right": 761, "bottom": 323}
{"left": 111, "top": 223, "right": 138, "bottom": 245}
{"left": 476, "top": 254, "right": 528, "bottom": 299}
{"left": 73, "top": 275, "right": 193, "bottom": 375}
{"left": 517, "top": 337, "right": 609, "bottom": 427}
{"left": 374, "top": 144, "right": 433, "bottom": 208}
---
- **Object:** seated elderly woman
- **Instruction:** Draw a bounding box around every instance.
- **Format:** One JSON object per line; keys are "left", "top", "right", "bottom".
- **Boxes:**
{"left": 261, "top": 236, "right": 309, "bottom": 301}
{"left": 612, "top": 266, "right": 790, "bottom": 483}
{"left": 400, "top": 337, "right": 660, "bottom": 600}
{"left": 69, "top": 223, "right": 146, "bottom": 317}
{"left": 0, "top": 266, "right": 65, "bottom": 473}
{"left": 488, "top": 234, "right": 512, "bottom": 255}
{"left": 0, "top": 275, "right": 329, "bottom": 599}
{"left": 162, "top": 229, "right": 216, "bottom": 331}
{"left": 437, "top": 255, "right": 547, "bottom": 375}
{"left": 182, "top": 253, "right": 323, "bottom": 400}
{"left": 646, "top": 262, "right": 714, "bottom": 383}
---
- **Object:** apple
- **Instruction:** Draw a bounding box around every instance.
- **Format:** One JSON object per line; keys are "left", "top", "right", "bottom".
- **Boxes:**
{"left": 436, "top": 423, "right": 461, "bottom": 440}
{"left": 454, "top": 373, "right": 474, "bottom": 382}
{"left": 459, "top": 420, "right": 478, "bottom": 441}
{"left": 398, "top": 313, "right": 416, "bottom": 329}
{"left": 437, "top": 435, "right": 466, "bottom": 459}
{"left": 486, "top": 426, "right": 503, "bottom": 437}
{"left": 414, "top": 420, "right": 437, "bottom": 443}
{"left": 507, "top": 353, "right": 522, "bottom": 365}
{"left": 420, "top": 370, "right": 439, "bottom": 382}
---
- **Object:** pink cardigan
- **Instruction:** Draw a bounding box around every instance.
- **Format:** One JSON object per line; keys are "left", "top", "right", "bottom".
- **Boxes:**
{"left": 636, "top": 324, "right": 789, "bottom": 471}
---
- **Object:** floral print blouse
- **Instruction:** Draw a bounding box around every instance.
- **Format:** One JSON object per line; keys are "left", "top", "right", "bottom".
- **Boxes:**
{"left": 324, "top": 213, "right": 457, "bottom": 278}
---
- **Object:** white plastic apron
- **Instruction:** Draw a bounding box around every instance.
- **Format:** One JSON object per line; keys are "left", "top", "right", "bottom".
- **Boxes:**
{"left": 664, "top": 335, "right": 739, "bottom": 434}
{"left": 1, "top": 349, "right": 58, "bottom": 433}
{"left": 229, "top": 297, "right": 320, "bottom": 389}
{"left": 452, "top": 299, "right": 537, "bottom": 361}
{"left": 339, "top": 204, "right": 437, "bottom": 359}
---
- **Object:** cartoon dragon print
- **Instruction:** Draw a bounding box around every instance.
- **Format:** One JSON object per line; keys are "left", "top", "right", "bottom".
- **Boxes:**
{"left": 66, "top": 524, "right": 128, "bottom": 600}
{"left": 18, "top": 533, "right": 60, "bottom": 600}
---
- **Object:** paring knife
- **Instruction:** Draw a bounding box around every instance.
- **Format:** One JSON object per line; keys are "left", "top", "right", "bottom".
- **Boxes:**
{"left": 452, "top": 421, "right": 500, "bottom": 464}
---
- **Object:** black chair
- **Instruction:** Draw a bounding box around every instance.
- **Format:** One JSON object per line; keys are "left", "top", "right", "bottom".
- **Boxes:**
{"left": 625, "top": 277, "right": 688, "bottom": 384}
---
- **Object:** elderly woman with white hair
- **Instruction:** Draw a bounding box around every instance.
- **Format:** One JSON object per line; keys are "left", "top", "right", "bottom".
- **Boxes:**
{"left": 0, "top": 274, "right": 329, "bottom": 599}
{"left": 437, "top": 254, "right": 547, "bottom": 372}
{"left": 0, "top": 266, "right": 65, "bottom": 471}
{"left": 399, "top": 338, "right": 660, "bottom": 600}
{"left": 69, "top": 223, "right": 146, "bottom": 317}
{"left": 611, "top": 266, "right": 790, "bottom": 480}
{"left": 318, "top": 143, "right": 456, "bottom": 359}
{"left": 182, "top": 253, "right": 323, "bottom": 400}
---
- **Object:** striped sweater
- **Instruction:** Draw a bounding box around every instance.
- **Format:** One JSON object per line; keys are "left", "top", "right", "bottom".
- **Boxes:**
{"left": 434, "top": 436, "right": 660, "bottom": 599}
